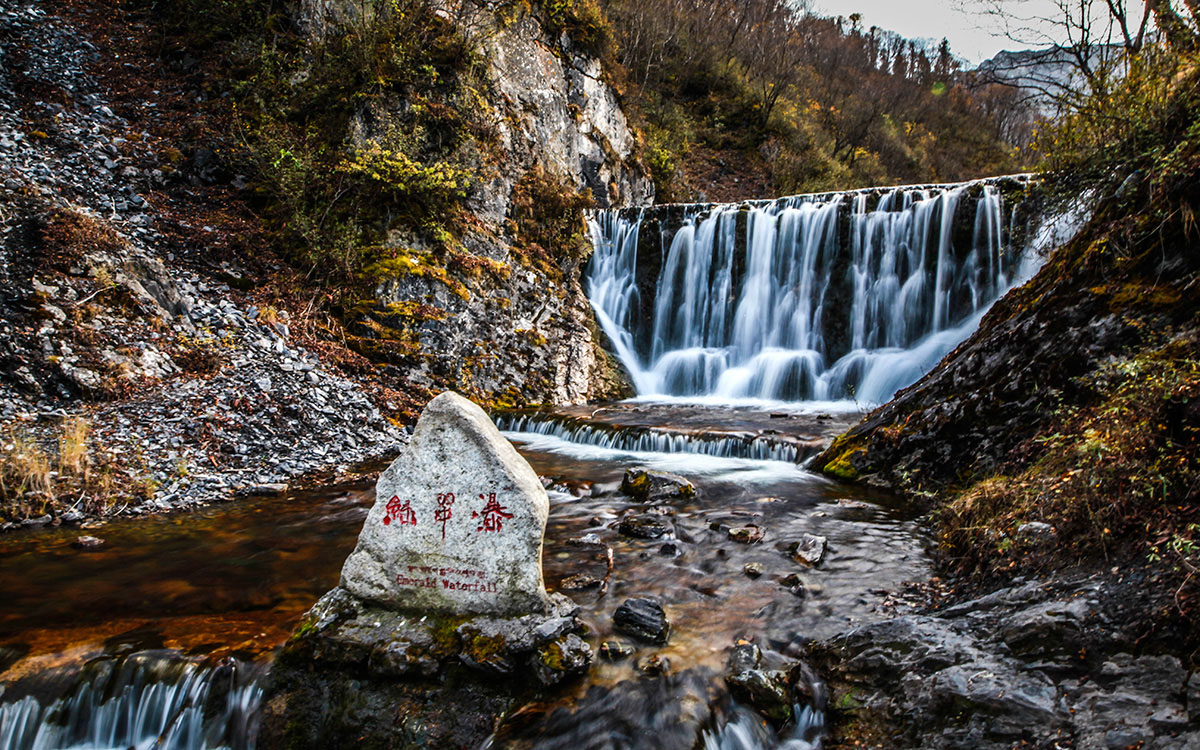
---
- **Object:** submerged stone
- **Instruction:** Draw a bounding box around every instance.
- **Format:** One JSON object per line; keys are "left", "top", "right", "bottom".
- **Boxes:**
{"left": 599, "top": 641, "right": 634, "bottom": 661}
{"left": 340, "top": 391, "right": 552, "bottom": 616}
{"left": 639, "top": 653, "right": 671, "bottom": 675}
{"left": 779, "top": 573, "right": 806, "bottom": 597}
{"left": 728, "top": 525, "right": 764, "bottom": 544}
{"left": 559, "top": 573, "right": 602, "bottom": 590}
{"left": 618, "top": 513, "right": 673, "bottom": 539}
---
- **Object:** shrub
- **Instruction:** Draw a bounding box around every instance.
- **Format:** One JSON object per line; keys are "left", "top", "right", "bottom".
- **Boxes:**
{"left": 507, "top": 167, "right": 594, "bottom": 275}
{"left": 1036, "top": 46, "right": 1200, "bottom": 209}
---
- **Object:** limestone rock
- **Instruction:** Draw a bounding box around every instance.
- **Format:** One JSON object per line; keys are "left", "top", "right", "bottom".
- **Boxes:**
{"left": 340, "top": 392, "right": 552, "bottom": 616}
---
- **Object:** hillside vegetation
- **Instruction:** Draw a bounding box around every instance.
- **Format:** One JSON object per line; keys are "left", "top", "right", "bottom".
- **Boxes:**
{"left": 815, "top": 8, "right": 1200, "bottom": 643}
{"left": 593, "top": 0, "right": 1031, "bottom": 200}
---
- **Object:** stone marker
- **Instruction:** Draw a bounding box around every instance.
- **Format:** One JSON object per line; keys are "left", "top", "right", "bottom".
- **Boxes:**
{"left": 340, "top": 391, "right": 552, "bottom": 616}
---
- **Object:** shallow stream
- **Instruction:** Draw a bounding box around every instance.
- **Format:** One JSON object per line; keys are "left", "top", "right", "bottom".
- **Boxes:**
{"left": 0, "top": 402, "right": 931, "bottom": 749}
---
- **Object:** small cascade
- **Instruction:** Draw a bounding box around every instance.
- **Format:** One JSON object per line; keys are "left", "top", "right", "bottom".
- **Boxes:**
{"left": 702, "top": 664, "right": 827, "bottom": 750}
{"left": 0, "top": 653, "right": 263, "bottom": 750}
{"left": 587, "top": 176, "right": 1036, "bottom": 404}
{"left": 702, "top": 703, "right": 824, "bottom": 750}
{"left": 496, "top": 413, "right": 813, "bottom": 463}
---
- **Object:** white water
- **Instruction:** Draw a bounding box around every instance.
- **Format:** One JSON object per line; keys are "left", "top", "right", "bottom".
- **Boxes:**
{"left": 0, "top": 657, "right": 261, "bottom": 750}
{"left": 496, "top": 414, "right": 813, "bottom": 463}
{"left": 503, "top": 430, "right": 814, "bottom": 484}
{"left": 587, "top": 178, "right": 1035, "bottom": 405}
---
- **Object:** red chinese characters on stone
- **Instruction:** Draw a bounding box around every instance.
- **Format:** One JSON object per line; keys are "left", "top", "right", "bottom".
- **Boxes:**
{"left": 434, "top": 492, "right": 455, "bottom": 539}
{"left": 472, "top": 492, "right": 513, "bottom": 533}
{"left": 382, "top": 495, "right": 416, "bottom": 527}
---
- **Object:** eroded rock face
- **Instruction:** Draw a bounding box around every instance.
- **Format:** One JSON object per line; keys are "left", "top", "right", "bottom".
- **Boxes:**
{"left": 340, "top": 392, "right": 552, "bottom": 616}
{"left": 812, "top": 576, "right": 1199, "bottom": 750}
{"left": 299, "top": 3, "right": 647, "bottom": 408}
{"left": 482, "top": 12, "right": 652, "bottom": 211}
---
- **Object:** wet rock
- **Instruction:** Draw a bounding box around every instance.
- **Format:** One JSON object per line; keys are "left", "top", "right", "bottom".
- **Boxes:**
{"left": 727, "top": 669, "right": 793, "bottom": 722}
{"left": 728, "top": 525, "right": 764, "bottom": 544}
{"left": 613, "top": 597, "right": 670, "bottom": 644}
{"left": 559, "top": 573, "right": 602, "bottom": 591}
{"left": 727, "top": 641, "right": 762, "bottom": 673}
{"left": 724, "top": 640, "right": 794, "bottom": 721}
{"left": 789, "top": 533, "right": 827, "bottom": 566}
{"left": 566, "top": 533, "right": 603, "bottom": 546}
{"left": 72, "top": 535, "right": 105, "bottom": 550}
{"left": 458, "top": 627, "right": 518, "bottom": 675}
{"left": 532, "top": 633, "right": 592, "bottom": 686}
{"left": 779, "top": 573, "right": 806, "bottom": 597}
{"left": 639, "top": 653, "right": 670, "bottom": 676}
{"left": 659, "top": 541, "right": 680, "bottom": 556}
{"left": 620, "top": 469, "right": 695, "bottom": 502}
{"left": 368, "top": 631, "right": 442, "bottom": 678}
{"left": 998, "top": 596, "right": 1091, "bottom": 656}
{"left": 743, "top": 562, "right": 764, "bottom": 578}
{"left": 618, "top": 513, "right": 673, "bottom": 539}
{"left": 811, "top": 576, "right": 1200, "bottom": 750}
{"left": 599, "top": 641, "right": 634, "bottom": 661}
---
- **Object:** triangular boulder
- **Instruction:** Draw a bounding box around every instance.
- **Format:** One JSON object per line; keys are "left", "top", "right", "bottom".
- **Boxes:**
{"left": 340, "top": 392, "right": 552, "bottom": 616}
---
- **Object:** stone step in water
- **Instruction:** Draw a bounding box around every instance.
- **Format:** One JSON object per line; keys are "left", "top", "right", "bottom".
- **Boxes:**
{"left": 496, "top": 403, "right": 856, "bottom": 465}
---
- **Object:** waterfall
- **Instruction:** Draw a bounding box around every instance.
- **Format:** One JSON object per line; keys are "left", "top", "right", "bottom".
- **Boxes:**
{"left": 586, "top": 177, "right": 1034, "bottom": 405}
{"left": 0, "top": 654, "right": 262, "bottom": 750}
{"left": 496, "top": 413, "right": 814, "bottom": 463}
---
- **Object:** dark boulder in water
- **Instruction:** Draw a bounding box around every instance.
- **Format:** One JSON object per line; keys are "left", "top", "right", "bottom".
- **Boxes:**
{"left": 618, "top": 513, "right": 674, "bottom": 539}
{"left": 620, "top": 469, "right": 696, "bottom": 502}
{"left": 613, "top": 597, "right": 671, "bottom": 644}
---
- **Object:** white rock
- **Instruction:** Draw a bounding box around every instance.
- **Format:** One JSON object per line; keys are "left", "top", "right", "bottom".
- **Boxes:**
{"left": 340, "top": 392, "right": 552, "bottom": 616}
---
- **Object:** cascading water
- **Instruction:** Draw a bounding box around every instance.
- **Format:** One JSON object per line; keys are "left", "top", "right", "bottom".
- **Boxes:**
{"left": 587, "top": 177, "right": 1035, "bottom": 405}
{"left": 496, "top": 413, "right": 813, "bottom": 463}
{"left": 0, "top": 654, "right": 262, "bottom": 750}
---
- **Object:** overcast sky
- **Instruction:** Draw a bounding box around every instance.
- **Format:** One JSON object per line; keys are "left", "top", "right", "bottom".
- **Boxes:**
{"left": 810, "top": 0, "right": 1068, "bottom": 64}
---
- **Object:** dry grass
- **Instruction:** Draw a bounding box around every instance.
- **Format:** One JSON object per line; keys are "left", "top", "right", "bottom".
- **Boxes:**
{"left": 0, "top": 431, "right": 53, "bottom": 501}
{"left": 58, "top": 416, "right": 90, "bottom": 481}
{"left": 1, "top": 417, "right": 143, "bottom": 521}
{"left": 39, "top": 207, "right": 126, "bottom": 269}
{"left": 939, "top": 336, "right": 1200, "bottom": 599}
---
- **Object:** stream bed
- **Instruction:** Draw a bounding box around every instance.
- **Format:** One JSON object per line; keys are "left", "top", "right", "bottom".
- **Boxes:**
{"left": 0, "top": 402, "right": 931, "bottom": 749}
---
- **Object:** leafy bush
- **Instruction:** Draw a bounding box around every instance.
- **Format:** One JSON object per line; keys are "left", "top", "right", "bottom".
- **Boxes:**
{"left": 533, "top": 0, "right": 613, "bottom": 59}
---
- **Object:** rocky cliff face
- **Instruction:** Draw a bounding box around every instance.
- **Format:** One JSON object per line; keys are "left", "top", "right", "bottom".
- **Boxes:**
{"left": 303, "top": 1, "right": 650, "bottom": 407}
